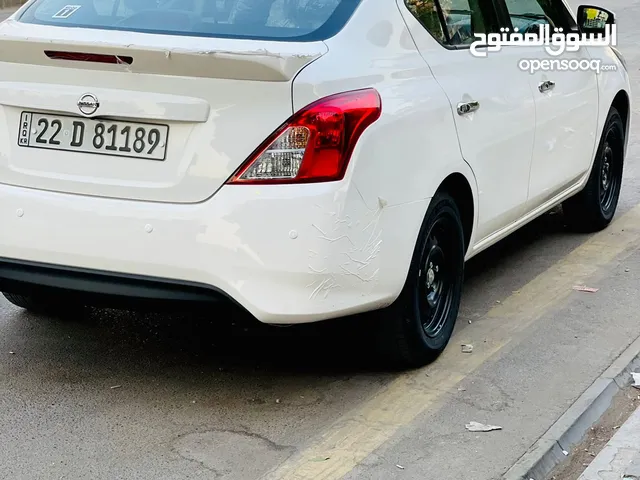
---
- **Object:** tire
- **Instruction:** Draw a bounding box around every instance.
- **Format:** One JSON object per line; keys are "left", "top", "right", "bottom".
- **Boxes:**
{"left": 563, "top": 106, "right": 625, "bottom": 232}
{"left": 376, "top": 191, "right": 465, "bottom": 368}
{"left": 2, "top": 291, "right": 85, "bottom": 318}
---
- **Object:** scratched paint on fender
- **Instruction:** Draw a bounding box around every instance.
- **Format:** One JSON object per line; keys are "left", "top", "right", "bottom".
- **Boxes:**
{"left": 307, "top": 187, "right": 384, "bottom": 300}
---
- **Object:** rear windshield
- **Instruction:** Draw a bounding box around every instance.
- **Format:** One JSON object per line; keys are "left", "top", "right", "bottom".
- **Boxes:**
{"left": 16, "top": 0, "right": 362, "bottom": 41}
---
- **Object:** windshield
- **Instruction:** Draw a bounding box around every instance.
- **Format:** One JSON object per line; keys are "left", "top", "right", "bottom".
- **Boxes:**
{"left": 16, "top": 0, "right": 362, "bottom": 41}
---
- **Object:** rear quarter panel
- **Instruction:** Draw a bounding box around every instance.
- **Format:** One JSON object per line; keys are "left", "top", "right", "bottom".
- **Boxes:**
{"left": 291, "top": 0, "right": 479, "bottom": 304}
{"left": 293, "top": 0, "right": 478, "bottom": 208}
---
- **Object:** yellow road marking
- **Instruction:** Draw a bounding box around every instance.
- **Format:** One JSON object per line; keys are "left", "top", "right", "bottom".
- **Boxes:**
{"left": 261, "top": 205, "right": 640, "bottom": 480}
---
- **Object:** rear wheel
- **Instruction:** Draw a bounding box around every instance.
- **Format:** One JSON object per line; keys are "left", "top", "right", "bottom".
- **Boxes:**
{"left": 2, "top": 291, "right": 85, "bottom": 317}
{"left": 563, "top": 106, "right": 625, "bottom": 232}
{"left": 376, "top": 192, "right": 465, "bottom": 368}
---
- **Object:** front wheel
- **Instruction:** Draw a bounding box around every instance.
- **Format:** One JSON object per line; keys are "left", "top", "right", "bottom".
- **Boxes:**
{"left": 376, "top": 192, "right": 465, "bottom": 368}
{"left": 563, "top": 106, "right": 625, "bottom": 232}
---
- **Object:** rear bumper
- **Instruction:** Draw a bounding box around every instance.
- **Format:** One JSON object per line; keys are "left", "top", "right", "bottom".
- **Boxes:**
{"left": 0, "top": 182, "right": 428, "bottom": 324}
{"left": 0, "top": 257, "right": 228, "bottom": 309}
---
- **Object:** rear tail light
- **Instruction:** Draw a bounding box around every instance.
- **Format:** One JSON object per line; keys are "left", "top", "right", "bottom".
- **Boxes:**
{"left": 228, "top": 88, "right": 381, "bottom": 184}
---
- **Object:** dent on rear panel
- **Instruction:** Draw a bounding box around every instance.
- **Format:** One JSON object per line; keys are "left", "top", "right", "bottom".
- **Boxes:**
{"left": 307, "top": 184, "right": 385, "bottom": 300}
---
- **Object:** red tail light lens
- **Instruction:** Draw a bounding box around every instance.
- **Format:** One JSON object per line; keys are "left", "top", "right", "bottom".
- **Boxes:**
{"left": 228, "top": 88, "right": 382, "bottom": 184}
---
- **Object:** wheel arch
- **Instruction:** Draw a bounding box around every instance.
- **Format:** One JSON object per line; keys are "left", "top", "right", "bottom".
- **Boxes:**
{"left": 436, "top": 172, "right": 475, "bottom": 254}
{"left": 611, "top": 89, "right": 631, "bottom": 156}
{"left": 393, "top": 165, "right": 478, "bottom": 302}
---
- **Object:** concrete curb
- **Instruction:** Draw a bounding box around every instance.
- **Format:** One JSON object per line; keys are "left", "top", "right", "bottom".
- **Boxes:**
{"left": 502, "top": 335, "right": 640, "bottom": 480}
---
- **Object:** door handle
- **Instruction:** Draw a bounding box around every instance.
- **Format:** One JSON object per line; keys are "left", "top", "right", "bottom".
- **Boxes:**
{"left": 457, "top": 100, "right": 480, "bottom": 115}
{"left": 538, "top": 80, "right": 556, "bottom": 93}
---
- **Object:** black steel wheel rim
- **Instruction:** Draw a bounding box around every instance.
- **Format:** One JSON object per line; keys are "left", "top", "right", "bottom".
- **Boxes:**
{"left": 418, "top": 215, "right": 458, "bottom": 338}
{"left": 599, "top": 125, "right": 622, "bottom": 213}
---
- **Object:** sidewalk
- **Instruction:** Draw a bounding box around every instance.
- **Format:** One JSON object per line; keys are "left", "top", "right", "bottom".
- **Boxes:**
{"left": 578, "top": 402, "right": 640, "bottom": 480}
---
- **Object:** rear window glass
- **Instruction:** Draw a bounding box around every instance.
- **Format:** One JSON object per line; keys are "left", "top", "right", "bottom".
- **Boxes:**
{"left": 16, "top": 0, "right": 361, "bottom": 41}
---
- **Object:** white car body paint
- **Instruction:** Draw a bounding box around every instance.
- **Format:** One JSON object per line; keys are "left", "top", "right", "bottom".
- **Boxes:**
{"left": 397, "top": 4, "right": 538, "bottom": 243}
{"left": 0, "top": 0, "right": 631, "bottom": 324}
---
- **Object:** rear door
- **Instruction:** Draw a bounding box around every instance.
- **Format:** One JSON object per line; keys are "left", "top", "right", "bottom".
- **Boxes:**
{"left": 399, "top": 0, "right": 537, "bottom": 243}
{"left": 0, "top": 0, "right": 357, "bottom": 203}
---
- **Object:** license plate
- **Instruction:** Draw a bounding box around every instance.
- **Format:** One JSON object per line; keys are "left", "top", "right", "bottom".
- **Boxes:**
{"left": 17, "top": 112, "right": 169, "bottom": 161}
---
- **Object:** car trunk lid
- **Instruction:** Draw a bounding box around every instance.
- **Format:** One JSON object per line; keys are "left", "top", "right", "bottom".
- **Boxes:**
{"left": 0, "top": 20, "right": 327, "bottom": 203}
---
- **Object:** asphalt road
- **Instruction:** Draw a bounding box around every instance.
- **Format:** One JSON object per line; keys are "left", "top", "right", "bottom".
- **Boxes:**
{"left": 1, "top": 1, "right": 640, "bottom": 479}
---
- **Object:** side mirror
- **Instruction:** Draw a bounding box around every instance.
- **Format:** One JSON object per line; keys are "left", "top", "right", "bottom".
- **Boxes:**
{"left": 576, "top": 5, "right": 615, "bottom": 36}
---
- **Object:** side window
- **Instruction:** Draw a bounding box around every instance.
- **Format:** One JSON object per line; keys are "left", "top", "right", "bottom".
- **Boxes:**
{"left": 502, "top": 0, "right": 575, "bottom": 36}
{"left": 405, "top": 0, "right": 496, "bottom": 47}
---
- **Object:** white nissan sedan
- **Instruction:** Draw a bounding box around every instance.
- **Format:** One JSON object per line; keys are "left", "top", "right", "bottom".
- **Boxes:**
{"left": 0, "top": 0, "right": 631, "bottom": 367}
